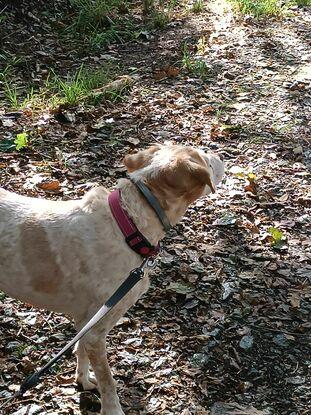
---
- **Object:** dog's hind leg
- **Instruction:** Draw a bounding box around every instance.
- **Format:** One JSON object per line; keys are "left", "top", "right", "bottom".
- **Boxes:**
{"left": 74, "top": 340, "right": 97, "bottom": 391}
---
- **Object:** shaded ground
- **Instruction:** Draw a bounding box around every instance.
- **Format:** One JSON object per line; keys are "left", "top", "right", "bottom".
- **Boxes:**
{"left": 0, "top": 1, "right": 310, "bottom": 414}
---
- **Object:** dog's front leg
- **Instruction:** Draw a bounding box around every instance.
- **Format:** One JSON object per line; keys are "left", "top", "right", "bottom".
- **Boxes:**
{"left": 74, "top": 340, "right": 97, "bottom": 390}
{"left": 84, "top": 335, "right": 124, "bottom": 415}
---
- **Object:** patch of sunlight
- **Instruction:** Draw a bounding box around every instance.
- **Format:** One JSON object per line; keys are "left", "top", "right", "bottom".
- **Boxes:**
{"left": 294, "top": 63, "right": 311, "bottom": 81}
{"left": 209, "top": 0, "right": 248, "bottom": 48}
{"left": 209, "top": 0, "right": 234, "bottom": 32}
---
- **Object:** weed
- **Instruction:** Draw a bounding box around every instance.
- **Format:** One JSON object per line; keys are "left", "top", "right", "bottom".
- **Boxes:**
{"left": 1, "top": 62, "right": 121, "bottom": 109}
{"left": 230, "top": 0, "right": 311, "bottom": 16}
{"left": 192, "top": 0, "right": 205, "bottom": 13}
{"left": 182, "top": 44, "right": 211, "bottom": 79}
{"left": 151, "top": 9, "right": 170, "bottom": 29}
{"left": 67, "top": 0, "right": 137, "bottom": 50}
{"left": 69, "top": 0, "right": 125, "bottom": 31}
{"left": 89, "top": 18, "right": 136, "bottom": 49}
{"left": 3, "top": 81, "right": 19, "bottom": 108}
{"left": 14, "top": 132, "right": 29, "bottom": 151}
{"left": 50, "top": 65, "right": 115, "bottom": 105}
{"left": 293, "top": 0, "right": 311, "bottom": 5}
{"left": 21, "top": 86, "right": 51, "bottom": 111}
{"left": 90, "top": 28, "right": 121, "bottom": 48}
{"left": 148, "top": 0, "right": 178, "bottom": 29}
{"left": 229, "top": 0, "right": 285, "bottom": 16}
{"left": 0, "top": 63, "right": 24, "bottom": 108}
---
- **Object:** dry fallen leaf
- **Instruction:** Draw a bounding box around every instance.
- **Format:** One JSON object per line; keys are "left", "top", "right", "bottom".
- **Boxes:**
{"left": 288, "top": 291, "right": 301, "bottom": 308}
{"left": 154, "top": 70, "right": 167, "bottom": 81}
{"left": 37, "top": 180, "right": 61, "bottom": 192}
{"left": 165, "top": 66, "right": 180, "bottom": 77}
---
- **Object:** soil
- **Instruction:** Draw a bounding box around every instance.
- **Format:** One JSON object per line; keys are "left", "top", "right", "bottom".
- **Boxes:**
{"left": 0, "top": 1, "right": 310, "bottom": 415}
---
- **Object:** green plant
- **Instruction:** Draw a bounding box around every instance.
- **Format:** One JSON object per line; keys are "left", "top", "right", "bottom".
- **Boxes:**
{"left": 50, "top": 65, "right": 114, "bottom": 105}
{"left": 268, "top": 226, "right": 286, "bottom": 249}
{"left": 229, "top": 0, "right": 286, "bottom": 16}
{"left": 192, "top": 0, "right": 205, "bottom": 13}
{"left": 3, "top": 81, "right": 19, "bottom": 108}
{"left": 0, "top": 63, "right": 21, "bottom": 108}
{"left": 89, "top": 18, "right": 136, "bottom": 49}
{"left": 294, "top": 0, "right": 311, "bottom": 5}
{"left": 14, "top": 132, "right": 29, "bottom": 150}
{"left": 69, "top": 0, "right": 125, "bottom": 31}
{"left": 182, "top": 44, "right": 210, "bottom": 79}
{"left": 67, "top": 0, "right": 136, "bottom": 50}
{"left": 151, "top": 9, "right": 170, "bottom": 28}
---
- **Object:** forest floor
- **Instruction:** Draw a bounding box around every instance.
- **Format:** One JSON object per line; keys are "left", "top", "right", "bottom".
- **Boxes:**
{"left": 0, "top": 1, "right": 310, "bottom": 414}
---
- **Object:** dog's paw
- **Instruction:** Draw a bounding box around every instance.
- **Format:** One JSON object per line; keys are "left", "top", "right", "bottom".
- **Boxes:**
{"left": 77, "top": 375, "right": 98, "bottom": 391}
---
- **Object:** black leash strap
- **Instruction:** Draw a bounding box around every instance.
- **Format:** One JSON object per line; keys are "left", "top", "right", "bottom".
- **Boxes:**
{"left": 1, "top": 258, "right": 153, "bottom": 409}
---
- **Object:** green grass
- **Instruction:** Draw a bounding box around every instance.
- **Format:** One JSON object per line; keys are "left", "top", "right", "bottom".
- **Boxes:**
{"left": 182, "top": 44, "right": 211, "bottom": 80}
{"left": 3, "top": 80, "right": 19, "bottom": 108}
{"left": 0, "top": 67, "right": 19, "bottom": 108}
{"left": 294, "top": 0, "right": 311, "bottom": 5}
{"left": 192, "top": 0, "right": 205, "bottom": 13}
{"left": 151, "top": 9, "right": 171, "bottom": 28}
{"left": 69, "top": 0, "right": 127, "bottom": 31}
{"left": 230, "top": 0, "right": 310, "bottom": 16}
{"left": 44, "top": 65, "right": 114, "bottom": 106}
{"left": 148, "top": 0, "right": 178, "bottom": 29}
{"left": 67, "top": 0, "right": 136, "bottom": 48}
{"left": 1, "top": 65, "right": 121, "bottom": 110}
{"left": 230, "top": 0, "right": 284, "bottom": 16}
{"left": 89, "top": 17, "right": 136, "bottom": 49}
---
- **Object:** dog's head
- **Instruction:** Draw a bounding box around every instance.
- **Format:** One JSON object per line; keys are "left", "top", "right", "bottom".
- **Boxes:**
{"left": 123, "top": 144, "right": 224, "bottom": 221}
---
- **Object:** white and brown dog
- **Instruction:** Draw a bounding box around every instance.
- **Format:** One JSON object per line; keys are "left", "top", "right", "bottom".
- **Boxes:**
{"left": 0, "top": 143, "right": 224, "bottom": 415}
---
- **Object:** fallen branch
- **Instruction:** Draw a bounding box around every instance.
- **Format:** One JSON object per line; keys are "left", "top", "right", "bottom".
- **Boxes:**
{"left": 91, "top": 75, "right": 134, "bottom": 99}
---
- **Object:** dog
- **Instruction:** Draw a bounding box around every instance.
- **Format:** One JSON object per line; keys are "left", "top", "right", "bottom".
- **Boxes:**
{"left": 0, "top": 143, "right": 224, "bottom": 415}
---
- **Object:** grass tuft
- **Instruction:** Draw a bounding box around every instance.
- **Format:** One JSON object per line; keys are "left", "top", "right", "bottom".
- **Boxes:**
{"left": 68, "top": 0, "right": 136, "bottom": 49}
{"left": 294, "top": 0, "right": 311, "bottom": 5}
{"left": 151, "top": 9, "right": 171, "bottom": 28}
{"left": 47, "top": 65, "right": 114, "bottom": 106}
{"left": 192, "top": 0, "right": 205, "bottom": 13}
{"left": 230, "top": 0, "right": 284, "bottom": 16}
{"left": 182, "top": 44, "right": 211, "bottom": 80}
{"left": 1, "top": 65, "right": 120, "bottom": 110}
{"left": 230, "top": 0, "right": 310, "bottom": 16}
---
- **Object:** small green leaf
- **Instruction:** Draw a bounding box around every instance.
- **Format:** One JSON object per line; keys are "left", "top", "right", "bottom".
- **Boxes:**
{"left": 14, "top": 132, "right": 29, "bottom": 150}
{"left": 268, "top": 227, "right": 285, "bottom": 248}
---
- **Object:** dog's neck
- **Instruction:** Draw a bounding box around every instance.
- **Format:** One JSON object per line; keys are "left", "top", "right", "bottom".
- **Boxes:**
{"left": 117, "top": 179, "right": 188, "bottom": 245}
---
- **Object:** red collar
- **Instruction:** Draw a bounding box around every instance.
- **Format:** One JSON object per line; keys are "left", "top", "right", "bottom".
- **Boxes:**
{"left": 108, "top": 190, "right": 160, "bottom": 258}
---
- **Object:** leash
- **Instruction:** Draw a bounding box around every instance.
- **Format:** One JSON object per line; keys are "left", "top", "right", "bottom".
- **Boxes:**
{"left": 0, "top": 256, "right": 157, "bottom": 410}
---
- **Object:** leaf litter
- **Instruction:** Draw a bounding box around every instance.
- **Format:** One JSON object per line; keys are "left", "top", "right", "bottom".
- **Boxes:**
{"left": 0, "top": 1, "right": 311, "bottom": 415}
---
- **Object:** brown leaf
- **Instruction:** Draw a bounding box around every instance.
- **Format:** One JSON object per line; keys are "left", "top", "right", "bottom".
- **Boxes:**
{"left": 154, "top": 70, "right": 167, "bottom": 81}
{"left": 165, "top": 66, "right": 180, "bottom": 77}
{"left": 245, "top": 180, "right": 257, "bottom": 195}
{"left": 288, "top": 291, "right": 301, "bottom": 308}
{"left": 37, "top": 180, "right": 61, "bottom": 192}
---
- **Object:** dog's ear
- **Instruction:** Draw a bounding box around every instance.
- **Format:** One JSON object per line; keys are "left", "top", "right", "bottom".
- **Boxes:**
{"left": 189, "top": 161, "right": 216, "bottom": 193}
{"left": 123, "top": 145, "right": 160, "bottom": 173}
